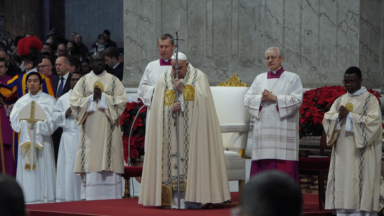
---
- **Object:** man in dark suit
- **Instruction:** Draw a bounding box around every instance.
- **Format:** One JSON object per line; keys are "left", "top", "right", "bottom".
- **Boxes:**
{"left": 103, "top": 47, "right": 123, "bottom": 81}
{"left": 103, "top": 29, "right": 117, "bottom": 48}
{"left": 51, "top": 56, "right": 72, "bottom": 164}
{"left": 74, "top": 34, "right": 89, "bottom": 59}
{"left": 0, "top": 48, "right": 22, "bottom": 76}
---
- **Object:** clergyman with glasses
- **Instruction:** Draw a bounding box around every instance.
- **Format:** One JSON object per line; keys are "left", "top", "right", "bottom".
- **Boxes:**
{"left": 322, "top": 66, "right": 382, "bottom": 215}
{"left": 244, "top": 47, "right": 303, "bottom": 184}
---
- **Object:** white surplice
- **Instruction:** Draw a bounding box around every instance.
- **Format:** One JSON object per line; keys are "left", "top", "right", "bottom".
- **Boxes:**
{"left": 138, "top": 59, "right": 172, "bottom": 152}
{"left": 52, "top": 89, "right": 82, "bottom": 202}
{"left": 10, "top": 91, "right": 57, "bottom": 204}
{"left": 244, "top": 71, "right": 303, "bottom": 161}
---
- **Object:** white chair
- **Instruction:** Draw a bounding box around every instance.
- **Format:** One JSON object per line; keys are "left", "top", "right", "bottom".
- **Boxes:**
{"left": 210, "top": 74, "right": 250, "bottom": 194}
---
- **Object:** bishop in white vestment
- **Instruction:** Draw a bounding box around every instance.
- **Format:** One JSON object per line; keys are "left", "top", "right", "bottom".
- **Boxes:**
{"left": 70, "top": 53, "right": 127, "bottom": 200}
{"left": 139, "top": 53, "right": 230, "bottom": 208}
{"left": 10, "top": 72, "right": 57, "bottom": 204}
{"left": 323, "top": 67, "right": 382, "bottom": 215}
{"left": 52, "top": 72, "right": 84, "bottom": 202}
{"left": 138, "top": 33, "right": 174, "bottom": 152}
{"left": 244, "top": 47, "right": 303, "bottom": 183}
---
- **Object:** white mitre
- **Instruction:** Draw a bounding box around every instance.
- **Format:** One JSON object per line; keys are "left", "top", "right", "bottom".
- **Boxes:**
{"left": 171, "top": 52, "right": 188, "bottom": 61}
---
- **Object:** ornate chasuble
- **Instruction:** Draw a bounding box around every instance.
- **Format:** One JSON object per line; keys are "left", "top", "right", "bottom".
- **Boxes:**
{"left": 70, "top": 72, "right": 127, "bottom": 174}
{"left": 323, "top": 91, "right": 382, "bottom": 211}
{"left": 140, "top": 65, "right": 230, "bottom": 207}
{"left": 161, "top": 67, "right": 198, "bottom": 205}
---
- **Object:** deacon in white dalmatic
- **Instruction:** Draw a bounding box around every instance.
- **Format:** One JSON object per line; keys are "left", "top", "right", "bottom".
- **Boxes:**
{"left": 138, "top": 33, "right": 175, "bottom": 151}
{"left": 53, "top": 71, "right": 84, "bottom": 202}
{"left": 323, "top": 66, "right": 382, "bottom": 216}
{"left": 10, "top": 72, "right": 57, "bottom": 204}
{"left": 70, "top": 52, "right": 127, "bottom": 200}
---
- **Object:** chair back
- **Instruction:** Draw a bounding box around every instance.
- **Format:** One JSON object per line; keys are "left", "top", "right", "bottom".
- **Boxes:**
{"left": 210, "top": 86, "right": 250, "bottom": 149}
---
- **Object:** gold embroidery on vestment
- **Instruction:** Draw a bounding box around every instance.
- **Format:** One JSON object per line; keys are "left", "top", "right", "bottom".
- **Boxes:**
{"left": 345, "top": 103, "right": 353, "bottom": 112}
{"left": 164, "top": 90, "right": 176, "bottom": 106}
{"left": 161, "top": 185, "right": 172, "bottom": 206}
{"left": 183, "top": 85, "right": 195, "bottom": 101}
{"left": 93, "top": 82, "right": 104, "bottom": 92}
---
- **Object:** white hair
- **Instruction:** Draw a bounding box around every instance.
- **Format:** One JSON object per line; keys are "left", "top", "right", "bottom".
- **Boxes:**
{"left": 265, "top": 47, "right": 283, "bottom": 57}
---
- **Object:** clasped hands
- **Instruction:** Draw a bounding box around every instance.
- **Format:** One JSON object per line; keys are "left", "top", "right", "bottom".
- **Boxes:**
{"left": 338, "top": 105, "right": 350, "bottom": 119}
{"left": 93, "top": 86, "right": 102, "bottom": 102}
{"left": 261, "top": 89, "right": 277, "bottom": 102}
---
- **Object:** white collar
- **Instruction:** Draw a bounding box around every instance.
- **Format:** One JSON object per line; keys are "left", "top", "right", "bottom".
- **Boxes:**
{"left": 112, "top": 62, "right": 120, "bottom": 69}
{"left": 271, "top": 67, "right": 281, "bottom": 75}
{"left": 27, "top": 68, "right": 38, "bottom": 74}
{"left": 347, "top": 87, "right": 367, "bottom": 97}
{"left": 60, "top": 71, "right": 70, "bottom": 80}
{"left": 29, "top": 90, "right": 41, "bottom": 99}
{"left": 90, "top": 70, "right": 106, "bottom": 76}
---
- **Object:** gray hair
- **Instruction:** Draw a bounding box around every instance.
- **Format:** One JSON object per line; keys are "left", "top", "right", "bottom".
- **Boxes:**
{"left": 265, "top": 47, "right": 283, "bottom": 57}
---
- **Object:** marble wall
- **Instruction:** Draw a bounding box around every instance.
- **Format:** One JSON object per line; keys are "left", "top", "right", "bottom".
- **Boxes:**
{"left": 123, "top": 0, "right": 383, "bottom": 89}
{"left": 65, "top": 0, "right": 124, "bottom": 48}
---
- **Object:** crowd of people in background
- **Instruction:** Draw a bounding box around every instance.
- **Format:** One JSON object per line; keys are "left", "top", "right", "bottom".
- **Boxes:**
{"left": 0, "top": 28, "right": 124, "bottom": 80}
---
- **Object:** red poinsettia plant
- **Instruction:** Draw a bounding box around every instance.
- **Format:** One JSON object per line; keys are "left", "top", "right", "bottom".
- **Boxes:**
{"left": 299, "top": 86, "right": 381, "bottom": 138}
{"left": 120, "top": 99, "right": 147, "bottom": 163}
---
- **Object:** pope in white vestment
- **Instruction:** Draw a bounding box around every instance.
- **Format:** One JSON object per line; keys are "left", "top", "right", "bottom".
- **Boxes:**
{"left": 139, "top": 53, "right": 230, "bottom": 208}
{"left": 70, "top": 54, "right": 127, "bottom": 201}
{"left": 52, "top": 89, "right": 82, "bottom": 202}
{"left": 323, "top": 67, "right": 382, "bottom": 215}
{"left": 10, "top": 90, "right": 57, "bottom": 204}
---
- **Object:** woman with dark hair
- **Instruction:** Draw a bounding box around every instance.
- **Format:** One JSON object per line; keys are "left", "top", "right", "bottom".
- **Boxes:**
{"left": 90, "top": 34, "right": 110, "bottom": 53}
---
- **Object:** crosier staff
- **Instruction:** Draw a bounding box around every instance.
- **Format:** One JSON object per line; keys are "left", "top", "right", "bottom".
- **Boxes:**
{"left": 171, "top": 32, "right": 184, "bottom": 209}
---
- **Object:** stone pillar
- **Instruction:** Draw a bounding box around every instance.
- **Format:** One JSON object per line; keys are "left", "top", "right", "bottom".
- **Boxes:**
{"left": 4, "top": 0, "right": 43, "bottom": 40}
{"left": 123, "top": 0, "right": 383, "bottom": 89}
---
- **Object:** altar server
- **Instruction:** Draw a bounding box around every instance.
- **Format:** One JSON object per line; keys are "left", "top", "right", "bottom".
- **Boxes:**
{"left": 53, "top": 71, "right": 83, "bottom": 202}
{"left": 10, "top": 72, "right": 56, "bottom": 204}
{"left": 138, "top": 33, "right": 175, "bottom": 151}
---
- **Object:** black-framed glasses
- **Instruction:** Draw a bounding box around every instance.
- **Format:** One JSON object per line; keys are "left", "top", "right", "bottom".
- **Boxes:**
{"left": 342, "top": 79, "right": 360, "bottom": 84}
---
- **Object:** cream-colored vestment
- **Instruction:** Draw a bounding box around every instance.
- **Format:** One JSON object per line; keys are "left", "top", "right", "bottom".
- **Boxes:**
{"left": 139, "top": 65, "right": 231, "bottom": 207}
{"left": 70, "top": 71, "right": 127, "bottom": 200}
{"left": 323, "top": 88, "right": 382, "bottom": 212}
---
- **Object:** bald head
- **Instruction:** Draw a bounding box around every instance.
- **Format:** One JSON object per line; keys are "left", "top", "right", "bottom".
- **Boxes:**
{"left": 55, "top": 56, "right": 70, "bottom": 76}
